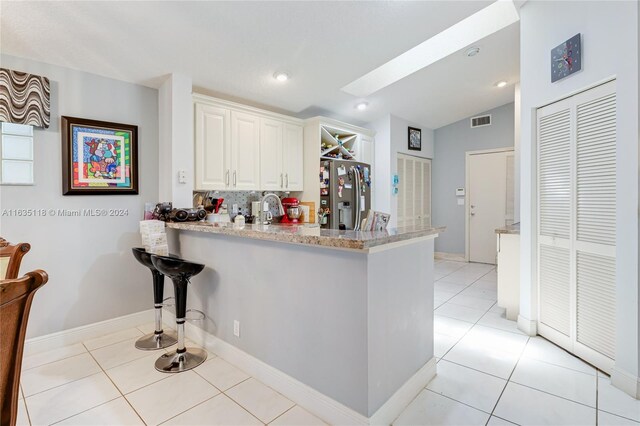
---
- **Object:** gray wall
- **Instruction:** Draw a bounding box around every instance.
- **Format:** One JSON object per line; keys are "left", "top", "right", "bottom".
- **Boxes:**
{"left": 0, "top": 55, "right": 159, "bottom": 338}
{"left": 171, "top": 229, "right": 435, "bottom": 417}
{"left": 432, "top": 102, "right": 514, "bottom": 254}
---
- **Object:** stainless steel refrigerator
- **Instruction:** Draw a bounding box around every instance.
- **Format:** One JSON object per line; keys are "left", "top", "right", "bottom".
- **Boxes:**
{"left": 319, "top": 159, "right": 372, "bottom": 230}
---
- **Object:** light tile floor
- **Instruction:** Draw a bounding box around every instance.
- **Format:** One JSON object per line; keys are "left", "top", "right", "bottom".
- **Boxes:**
{"left": 17, "top": 325, "right": 326, "bottom": 425}
{"left": 396, "top": 259, "right": 640, "bottom": 426}
{"left": 16, "top": 259, "right": 640, "bottom": 425}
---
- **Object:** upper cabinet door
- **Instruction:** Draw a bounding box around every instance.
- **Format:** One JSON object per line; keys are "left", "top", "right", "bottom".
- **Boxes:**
{"left": 195, "top": 103, "right": 230, "bottom": 191}
{"left": 282, "top": 123, "right": 304, "bottom": 191}
{"left": 358, "top": 135, "right": 374, "bottom": 166}
{"left": 231, "top": 111, "right": 261, "bottom": 190}
{"left": 260, "top": 118, "right": 284, "bottom": 191}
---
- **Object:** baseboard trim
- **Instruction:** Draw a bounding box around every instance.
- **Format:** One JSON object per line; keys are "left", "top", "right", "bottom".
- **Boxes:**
{"left": 162, "top": 311, "right": 368, "bottom": 425}
{"left": 25, "top": 309, "right": 437, "bottom": 424}
{"left": 369, "top": 357, "right": 437, "bottom": 425}
{"left": 517, "top": 315, "right": 537, "bottom": 336}
{"left": 24, "top": 309, "right": 154, "bottom": 356}
{"left": 167, "top": 311, "right": 434, "bottom": 425}
{"left": 435, "top": 252, "right": 466, "bottom": 262}
{"left": 611, "top": 366, "right": 640, "bottom": 399}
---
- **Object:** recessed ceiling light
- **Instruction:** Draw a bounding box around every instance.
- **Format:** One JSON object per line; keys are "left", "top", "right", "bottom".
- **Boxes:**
{"left": 273, "top": 72, "right": 289, "bottom": 82}
{"left": 356, "top": 102, "right": 369, "bottom": 111}
{"left": 466, "top": 47, "right": 481, "bottom": 57}
{"left": 341, "top": 0, "right": 519, "bottom": 97}
{"left": 496, "top": 80, "right": 508, "bottom": 88}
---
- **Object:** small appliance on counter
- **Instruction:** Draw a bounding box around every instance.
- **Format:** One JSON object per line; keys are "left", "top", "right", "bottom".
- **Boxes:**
{"left": 281, "top": 197, "right": 302, "bottom": 224}
{"left": 169, "top": 208, "right": 207, "bottom": 222}
{"left": 152, "top": 202, "right": 173, "bottom": 221}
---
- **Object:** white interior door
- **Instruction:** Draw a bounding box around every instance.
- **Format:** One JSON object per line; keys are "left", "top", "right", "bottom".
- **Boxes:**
{"left": 468, "top": 150, "right": 512, "bottom": 264}
{"left": 536, "top": 80, "right": 617, "bottom": 372}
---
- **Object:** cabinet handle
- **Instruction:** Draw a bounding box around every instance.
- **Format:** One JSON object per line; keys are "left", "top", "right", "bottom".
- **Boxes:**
{"left": 233, "top": 171, "right": 237, "bottom": 187}
{"left": 285, "top": 173, "right": 289, "bottom": 188}
{"left": 280, "top": 173, "right": 283, "bottom": 188}
{"left": 226, "top": 170, "right": 230, "bottom": 186}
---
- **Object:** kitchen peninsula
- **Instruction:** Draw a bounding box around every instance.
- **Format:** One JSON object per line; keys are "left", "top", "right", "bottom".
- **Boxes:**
{"left": 166, "top": 222, "right": 443, "bottom": 424}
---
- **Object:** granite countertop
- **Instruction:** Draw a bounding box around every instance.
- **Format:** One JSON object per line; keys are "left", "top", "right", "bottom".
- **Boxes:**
{"left": 166, "top": 221, "right": 444, "bottom": 251}
{"left": 495, "top": 223, "right": 520, "bottom": 235}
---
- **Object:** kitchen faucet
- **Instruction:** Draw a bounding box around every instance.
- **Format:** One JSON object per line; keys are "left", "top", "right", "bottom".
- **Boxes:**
{"left": 259, "top": 193, "right": 285, "bottom": 224}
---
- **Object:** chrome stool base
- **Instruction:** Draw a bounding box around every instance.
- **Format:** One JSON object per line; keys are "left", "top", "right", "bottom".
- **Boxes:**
{"left": 155, "top": 347, "right": 207, "bottom": 373}
{"left": 135, "top": 329, "right": 178, "bottom": 350}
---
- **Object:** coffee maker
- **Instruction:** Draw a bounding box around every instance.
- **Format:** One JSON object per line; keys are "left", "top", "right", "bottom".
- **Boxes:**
{"left": 281, "top": 197, "right": 302, "bottom": 224}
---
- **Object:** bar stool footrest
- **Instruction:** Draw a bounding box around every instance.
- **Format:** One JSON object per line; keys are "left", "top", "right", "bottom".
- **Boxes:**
{"left": 185, "top": 309, "right": 205, "bottom": 322}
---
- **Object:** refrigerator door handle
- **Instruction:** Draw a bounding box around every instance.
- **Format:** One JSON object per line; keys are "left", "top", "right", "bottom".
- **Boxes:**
{"left": 353, "top": 167, "right": 361, "bottom": 231}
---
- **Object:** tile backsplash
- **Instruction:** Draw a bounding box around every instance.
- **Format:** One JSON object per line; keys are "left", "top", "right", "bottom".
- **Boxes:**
{"left": 192, "top": 190, "right": 295, "bottom": 218}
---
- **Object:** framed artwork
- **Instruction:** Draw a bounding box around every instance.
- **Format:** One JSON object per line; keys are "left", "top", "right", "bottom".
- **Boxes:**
{"left": 408, "top": 126, "right": 421, "bottom": 151}
{"left": 61, "top": 116, "right": 138, "bottom": 195}
{"left": 551, "top": 33, "right": 582, "bottom": 82}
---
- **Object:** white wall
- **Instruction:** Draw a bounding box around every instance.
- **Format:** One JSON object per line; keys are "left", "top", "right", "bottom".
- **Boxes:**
{"left": 518, "top": 1, "right": 639, "bottom": 396}
{"left": 513, "top": 83, "right": 521, "bottom": 222}
{"left": 432, "top": 102, "right": 514, "bottom": 255}
{"left": 371, "top": 116, "right": 391, "bottom": 216}
{"left": 0, "top": 55, "right": 159, "bottom": 338}
{"left": 158, "top": 73, "right": 194, "bottom": 207}
{"left": 371, "top": 114, "right": 434, "bottom": 228}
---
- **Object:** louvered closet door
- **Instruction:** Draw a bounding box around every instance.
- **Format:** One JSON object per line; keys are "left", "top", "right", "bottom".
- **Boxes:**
{"left": 537, "top": 102, "right": 572, "bottom": 345}
{"left": 422, "top": 159, "right": 432, "bottom": 227}
{"left": 397, "top": 154, "right": 432, "bottom": 228}
{"left": 573, "top": 83, "right": 616, "bottom": 369}
{"left": 536, "top": 80, "right": 617, "bottom": 372}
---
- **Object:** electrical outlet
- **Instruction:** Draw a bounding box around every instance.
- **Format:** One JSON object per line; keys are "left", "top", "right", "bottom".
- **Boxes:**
{"left": 178, "top": 170, "right": 187, "bottom": 184}
{"left": 232, "top": 204, "right": 239, "bottom": 214}
{"left": 233, "top": 320, "right": 240, "bottom": 337}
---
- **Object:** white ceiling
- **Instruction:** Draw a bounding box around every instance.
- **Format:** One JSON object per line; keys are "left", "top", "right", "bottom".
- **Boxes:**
{"left": 0, "top": 1, "right": 519, "bottom": 129}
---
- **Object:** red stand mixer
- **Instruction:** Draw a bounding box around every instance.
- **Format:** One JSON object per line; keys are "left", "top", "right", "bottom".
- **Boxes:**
{"left": 281, "top": 197, "right": 302, "bottom": 224}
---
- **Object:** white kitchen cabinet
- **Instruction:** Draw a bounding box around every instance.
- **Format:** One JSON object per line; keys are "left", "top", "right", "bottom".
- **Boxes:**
{"left": 282, "top": 123, "right": 303, "bottom": 191}
{"left": 496, "top": 231, "right": 520, "bottom": 320}
{"left": 195, "top": 95, "right": 304, "bottom": 192}
{"left": 230, "top": 111, "right": 261, "bottom": 190}
{"left": 260, "top": 118, "right": 284, "bottom": 191}
{"left": 357, "top": 135, "right": 374, "bottom": 166}
{"left": 259, "top": 121, "right": 303, "bottom": 191}
{"left": 194, "top": 103, "right": 230, "bottom": 191}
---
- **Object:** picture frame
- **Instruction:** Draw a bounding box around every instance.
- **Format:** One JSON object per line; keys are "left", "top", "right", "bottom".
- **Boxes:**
{"left": 61, "top": 116, "right": 138, "bottom": 195}
{"left": 408, "top": 126, "right": 421, "bottom": 151}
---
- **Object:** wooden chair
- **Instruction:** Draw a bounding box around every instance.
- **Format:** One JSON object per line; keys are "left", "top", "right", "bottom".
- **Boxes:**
{"left": 0, "top": 238, "right": 31, "bottom": 280}
{"left": 0, "top": 270, "right": 48, "bottom": 426}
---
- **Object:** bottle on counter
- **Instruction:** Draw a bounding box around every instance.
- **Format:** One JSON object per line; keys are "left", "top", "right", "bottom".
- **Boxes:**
{"left": 234, "top": 208, "right": 245, "bottom": 226}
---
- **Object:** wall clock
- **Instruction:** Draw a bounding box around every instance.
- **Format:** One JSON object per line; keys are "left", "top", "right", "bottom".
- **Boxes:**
{"left": 551, "top": 33, "right": 582, "bottom": 82}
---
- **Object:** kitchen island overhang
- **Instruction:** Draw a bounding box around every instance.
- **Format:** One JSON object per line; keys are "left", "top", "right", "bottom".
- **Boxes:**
{"left": 166, "top": 222, "right": 443, "bottom": 424}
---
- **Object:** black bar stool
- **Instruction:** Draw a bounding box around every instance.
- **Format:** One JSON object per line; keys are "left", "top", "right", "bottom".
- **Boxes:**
{"left": 131, "top": 248, "right": 178, "bottom": 350}
{"left": 150, "top": 254, "right": 207, "bottom": 373}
